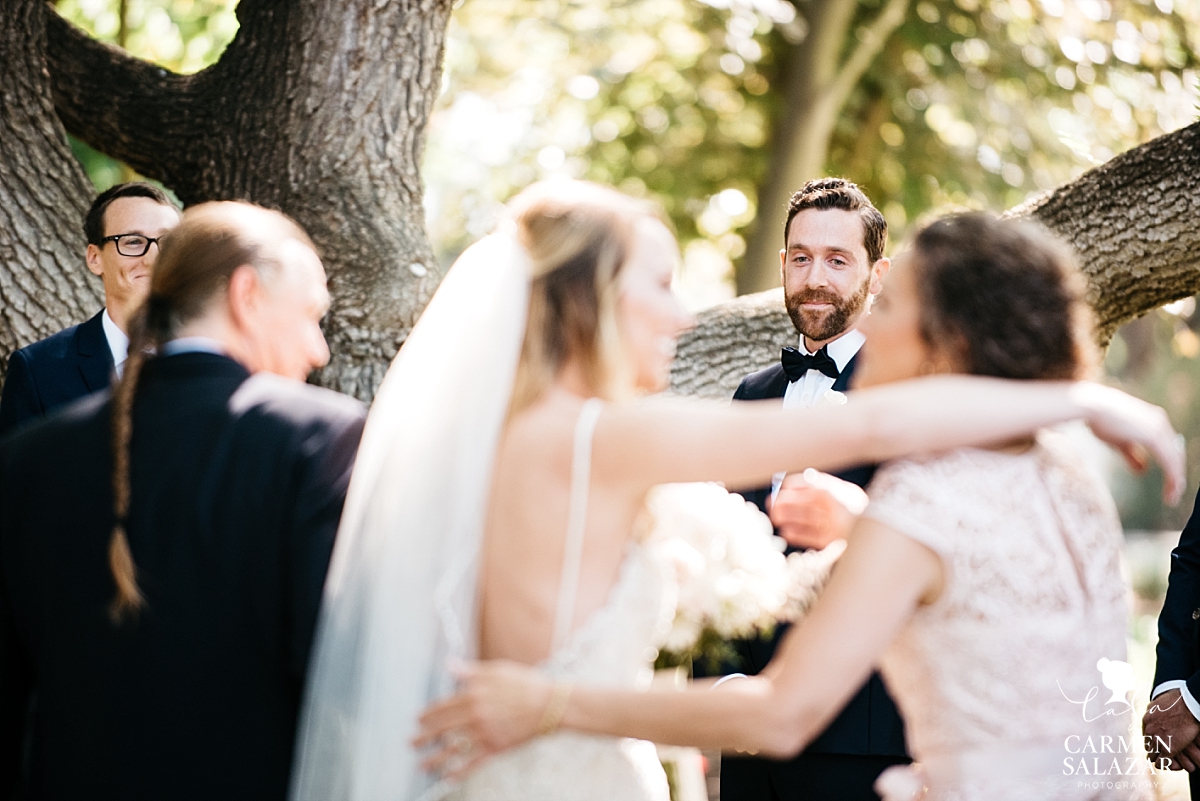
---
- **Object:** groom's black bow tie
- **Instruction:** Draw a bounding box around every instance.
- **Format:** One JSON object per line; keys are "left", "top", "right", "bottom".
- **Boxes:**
{"left": 781, "top": 346, "right": 840, "bottom": 382}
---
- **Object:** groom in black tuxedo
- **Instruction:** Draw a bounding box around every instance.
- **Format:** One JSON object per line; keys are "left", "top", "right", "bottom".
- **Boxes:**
{"left": 719, "top": 178, "right": 909, "bottom": 801}
{"left": 1146, "top": 486, "right": 1200, "bottom": 792}
{"left": 0, "top": 203, "right": 365, "bottom": 801}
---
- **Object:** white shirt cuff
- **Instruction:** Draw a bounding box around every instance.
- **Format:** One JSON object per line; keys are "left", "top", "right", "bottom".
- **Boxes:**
{"left": 1153, "top": 680, "right": 1200, "bottom": 721}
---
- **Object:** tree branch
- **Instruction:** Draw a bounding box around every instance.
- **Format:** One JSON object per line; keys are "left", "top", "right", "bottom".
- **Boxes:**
{"left": 826, "top": 0, "right": 911, "bottom": 114}
{"left": 1014, "top": 120, "right": 1200, "bottom": 343}
{"left": 42, "top": 6, "right": 201, "bottom": 187}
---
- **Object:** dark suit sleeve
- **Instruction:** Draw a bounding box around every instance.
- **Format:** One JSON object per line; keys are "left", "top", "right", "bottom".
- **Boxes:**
{"left": 0, "top": 352, "right": 42, "bottom": 439}
{"left": 1155, "top": 487, "right": 1200, "bottom": 694}
{"left": 284, "top": 407, "right": 367, "bottom": 683}
{"left": 0, "top": 446, "right": 33, "bottom": 798}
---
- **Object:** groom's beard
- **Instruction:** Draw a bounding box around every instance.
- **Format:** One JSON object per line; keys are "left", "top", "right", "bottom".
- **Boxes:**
{"left": 785, "top": 274, "right": 872, "bottom": 343}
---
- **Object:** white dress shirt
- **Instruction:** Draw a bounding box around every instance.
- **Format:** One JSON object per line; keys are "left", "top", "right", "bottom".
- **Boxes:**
{"left": 1151, "top": 680, "right": 1200, "bottom": 722}
{"left": 101, "top": 310, "right": 130, "bottom": 378}
{"left": 771, "top": 328, "right": 866, "bottom": 498}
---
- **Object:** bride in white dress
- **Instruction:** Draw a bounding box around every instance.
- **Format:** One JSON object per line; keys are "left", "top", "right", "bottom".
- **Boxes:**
{"left": 293, "top": 183, "right": 1182, "bottom": 801}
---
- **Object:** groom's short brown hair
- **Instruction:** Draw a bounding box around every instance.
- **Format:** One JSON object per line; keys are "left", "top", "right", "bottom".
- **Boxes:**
{"left": 784, "top": 178, "right": 887, "bottom": 264}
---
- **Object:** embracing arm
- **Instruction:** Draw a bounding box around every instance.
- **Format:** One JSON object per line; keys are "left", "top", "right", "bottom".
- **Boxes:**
{"left": 597, "top": 377, "right": 1182, "bottom": 504}
{"left": 417, "top": 521, "right": 940, "bottom": 768}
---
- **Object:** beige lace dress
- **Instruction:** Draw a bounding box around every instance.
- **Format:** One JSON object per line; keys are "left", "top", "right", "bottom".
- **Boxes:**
{"left": 863, "top": 433, "right": 1151, "bottom": 801}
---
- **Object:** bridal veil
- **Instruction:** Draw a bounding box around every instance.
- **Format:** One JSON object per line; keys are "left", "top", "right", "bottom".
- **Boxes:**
{"left": 290, "top": 231, "right": 531, "bottom": 800}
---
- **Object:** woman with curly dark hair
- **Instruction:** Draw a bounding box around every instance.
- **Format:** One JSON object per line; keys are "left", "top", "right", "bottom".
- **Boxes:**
{"left": 419, "top": 212, "right": 1161, "bottom": 801}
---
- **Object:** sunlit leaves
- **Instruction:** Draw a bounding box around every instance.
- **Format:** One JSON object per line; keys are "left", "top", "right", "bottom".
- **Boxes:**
{"left": 827, "top": 0, "right": 1200, "bottom": 236}
{"left": 56, "top": 0, "right": 239, "bottom": 74}
{"left": 425, "top": 0, "right": 779, "bottom": 306}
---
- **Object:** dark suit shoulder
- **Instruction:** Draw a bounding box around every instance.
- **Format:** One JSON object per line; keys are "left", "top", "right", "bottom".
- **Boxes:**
{"left": 230, "top": 374, "right": 367, "bottom": 436}
{"left": 2, "top": 389, "right": 108, "bottom": 454}
{"left": 11, "top": 321, "right": 86, "bottom": 364}
{"left": 0, "top": 392, "right": 110, "bottom": 507}
{"left": 734, "top": 363, "right": 788, "bottom": 401}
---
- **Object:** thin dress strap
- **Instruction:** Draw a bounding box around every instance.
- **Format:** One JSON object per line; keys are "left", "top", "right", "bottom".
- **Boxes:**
{"left": 550, "top": 397, "right": 604, "bottom": 654}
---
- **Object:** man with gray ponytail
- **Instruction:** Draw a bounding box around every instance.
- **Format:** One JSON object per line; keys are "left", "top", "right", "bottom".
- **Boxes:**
{"left": 0, "top": 202, "right": 365, "bottom": 800}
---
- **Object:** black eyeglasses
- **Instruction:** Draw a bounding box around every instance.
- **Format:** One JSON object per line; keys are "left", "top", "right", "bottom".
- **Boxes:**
{"left": 98, "top": 233, "right": 162, "bottom": 258}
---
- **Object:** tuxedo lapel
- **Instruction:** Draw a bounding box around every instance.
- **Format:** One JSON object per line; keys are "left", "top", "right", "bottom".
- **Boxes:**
{"left": 832, "top": 352, "right": 860, "bottom": 392}
{"left": 75, "top": 311, "right": 115, "bottom": 393}
{"left": 737, "top": 363, "right": 790, "bottom": 401}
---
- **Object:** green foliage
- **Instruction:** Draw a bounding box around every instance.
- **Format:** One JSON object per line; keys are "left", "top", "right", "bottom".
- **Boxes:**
{"left": 426, "top": 0, "right": 790, "bottom": 306}
{"left": 430, "top": 0, "right": 1199, "bottom": 301}
{"left": 55, "top": 0, "right": 238, "bottom": 73}
{"left": 830, "top": 0, "right": 1200, "bottom": 233}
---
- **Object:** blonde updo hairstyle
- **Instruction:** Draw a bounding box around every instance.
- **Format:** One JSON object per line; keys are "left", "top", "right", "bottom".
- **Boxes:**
{"left": 508, "top": 181, "right": 661, "bottom": 414}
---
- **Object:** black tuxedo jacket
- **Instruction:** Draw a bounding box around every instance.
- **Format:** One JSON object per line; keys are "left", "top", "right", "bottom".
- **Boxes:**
{"left": 719, "top": 356, "right": 909, "bottom": 799}
{"left": 0, "top": 353, "right": 366, "bottom": 801}
{"left": 1154, "top": 486, "right": 1200, "bottom": 701}
{"left": 0, "top": 310, "right": 114, "bottom": 439}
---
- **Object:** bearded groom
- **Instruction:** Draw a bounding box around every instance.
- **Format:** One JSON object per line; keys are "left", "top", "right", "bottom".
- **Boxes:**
{"left": 719, "top": 178, "right": 909, "bottom": 801}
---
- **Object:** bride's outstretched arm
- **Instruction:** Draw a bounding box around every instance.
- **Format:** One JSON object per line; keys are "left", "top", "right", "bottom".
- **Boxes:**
{"left": 597, "top": 377, "right": 1183, "bottom": 504}
{"left": 416, "top": 521, "right": 941, "bottom": 772}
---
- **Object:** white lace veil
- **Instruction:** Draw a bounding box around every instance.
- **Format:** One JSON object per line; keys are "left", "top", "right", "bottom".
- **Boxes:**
{"left": 290, "top": 230, "right": 531, "bottom": 800}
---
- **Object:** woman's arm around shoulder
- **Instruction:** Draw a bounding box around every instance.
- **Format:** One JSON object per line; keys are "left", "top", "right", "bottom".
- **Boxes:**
{"left": 416, "top": 519, "right": 943, "bottom": 772}
{"left": 593, "top": 377, "right": 1183, "bottom": 503}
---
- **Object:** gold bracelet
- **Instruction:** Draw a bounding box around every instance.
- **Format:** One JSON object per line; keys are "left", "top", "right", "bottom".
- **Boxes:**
{"left": 537, "top": 681, "right": 573, "bottom": 735}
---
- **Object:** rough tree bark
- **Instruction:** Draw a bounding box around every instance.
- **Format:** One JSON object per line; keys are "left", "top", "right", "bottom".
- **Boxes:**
{"left": 738, "top": 0, "right": 910, "bottom": 294}
{"left": 672, "top": 120, "right": 1200, "bottom": 399}
{"left": 25, "top": 0, "right": 453, "bottom": 400}
{"left": 0, "top": 0, "right": 105, "bottom": 371}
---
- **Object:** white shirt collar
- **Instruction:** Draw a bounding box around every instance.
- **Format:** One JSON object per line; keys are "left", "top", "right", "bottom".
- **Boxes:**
{"left": 101, "top": 309, "right": 130, "bottom": 368}
{"left": 796, "top": 328, "right": 865, "bottom": 371}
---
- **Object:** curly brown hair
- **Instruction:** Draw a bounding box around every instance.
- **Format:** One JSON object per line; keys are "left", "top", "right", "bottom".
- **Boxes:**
{"left": 910, "top": 212, "right": 1097, "bottom": 380}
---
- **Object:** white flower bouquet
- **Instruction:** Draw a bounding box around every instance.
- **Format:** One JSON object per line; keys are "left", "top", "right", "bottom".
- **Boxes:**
{"left": 640, "top": 482, "right": 846, "bottom": 671}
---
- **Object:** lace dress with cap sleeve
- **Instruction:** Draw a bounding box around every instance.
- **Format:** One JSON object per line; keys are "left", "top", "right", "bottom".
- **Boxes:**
{"left": 863, "top": 433, "right": 1150, "bottom": 801}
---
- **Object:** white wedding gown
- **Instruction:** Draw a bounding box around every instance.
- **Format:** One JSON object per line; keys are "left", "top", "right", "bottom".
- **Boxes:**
{"left": 445, "top": 399, "right": 672, "bottom": 801}
{"left": 291, "top": 233, "right": 674, "bottom": 801}
{"left": 865, "top": 433, "right": 1151, "bottom": 801}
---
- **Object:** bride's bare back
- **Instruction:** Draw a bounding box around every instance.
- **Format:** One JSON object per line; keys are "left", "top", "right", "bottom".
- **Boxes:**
{"left": 480, "top": 388, "right": 642, "bottom": 664}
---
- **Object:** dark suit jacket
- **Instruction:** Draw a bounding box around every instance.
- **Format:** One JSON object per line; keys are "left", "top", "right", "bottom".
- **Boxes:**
{"left": 1154, "top": 486, "right": 1200, "bottom": 701}
{"left": 0, "top": 353, "right": 366, "bottom": 801}
{"left": 719, "top": 356, "right": 909, "bottom": 799}
{"left": 0, "top": 310, "right": 114, "bottom": 438}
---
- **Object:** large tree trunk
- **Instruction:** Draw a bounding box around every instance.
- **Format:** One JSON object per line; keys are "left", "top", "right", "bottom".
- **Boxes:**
{"left": 39, "top": 0, "right": 453, "bottom": 400}
{"left": 738, "top": 0, "right": 909, "bottom": 294}
{"left": 0, "top": 0, "right": 104, "bottom": 370}
{"left": 675, "top": 120, "right": 1200, "bottom": 398}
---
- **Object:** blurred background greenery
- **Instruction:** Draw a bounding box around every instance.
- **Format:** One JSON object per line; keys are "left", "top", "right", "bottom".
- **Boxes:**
{"left": 53, "top": 0, "right": 1200, "bottom": 531}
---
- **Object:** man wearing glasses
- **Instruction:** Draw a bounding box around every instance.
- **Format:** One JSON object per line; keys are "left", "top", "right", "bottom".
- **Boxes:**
{"left": 0, "top": 182, "right": 180, "bottom": 436}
